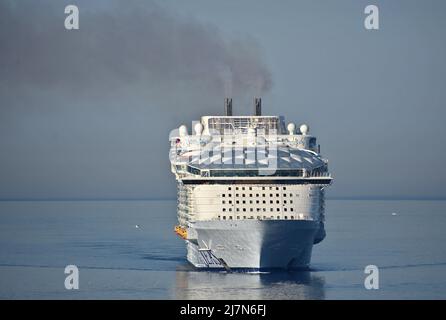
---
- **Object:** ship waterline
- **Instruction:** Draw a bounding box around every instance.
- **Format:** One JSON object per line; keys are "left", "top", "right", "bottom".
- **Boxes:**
{"left": 169, "top": 98, "right": 332, "bottom": 269}
{"left": 187, "top": 220, "right": 321, "bottom": 269}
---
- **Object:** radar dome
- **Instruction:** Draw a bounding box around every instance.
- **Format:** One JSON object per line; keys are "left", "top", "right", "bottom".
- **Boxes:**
{"left": 287, "top": 123, "right": 296, "bottom": 135}
{"left": 179, "top": 125, "right": 188, "bottom": 137}
{"left": 300, "top": 124, "right": 309, "bottom": 135}
{"left": 194, "top": 123, "right": 203, "bottom": 136}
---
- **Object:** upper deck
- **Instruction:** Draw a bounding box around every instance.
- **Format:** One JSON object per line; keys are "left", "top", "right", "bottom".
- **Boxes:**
{"left": 169, "top": 98, "right": 332, "bottom": 183}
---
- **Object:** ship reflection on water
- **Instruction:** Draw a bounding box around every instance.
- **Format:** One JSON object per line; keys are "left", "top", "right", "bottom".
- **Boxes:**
{"left": 174, "top": 265, "right": 325, "bottom": 299}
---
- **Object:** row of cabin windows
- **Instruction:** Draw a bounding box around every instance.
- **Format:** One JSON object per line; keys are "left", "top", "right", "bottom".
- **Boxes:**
{"left": 222, "top": 207, "right": 294, "bottom": 212}
{"left": 222, "top": 199, "right": 293, "bottom": 205}
{"left": 218, "top": 215, "right": 295, "bottom": 220}
{"left": 228, "top": 186, "right": 287, "bottom": 191}
{"left": 222, "top": 193, "right": 297, "bottom": 198}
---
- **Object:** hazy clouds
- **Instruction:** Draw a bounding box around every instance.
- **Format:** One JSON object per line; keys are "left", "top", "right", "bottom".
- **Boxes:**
{"left": 1, "top": 0, "right": 446, "bottom": 200}
{"left": 0, "top": 0, "right": 272, "bottom": 199}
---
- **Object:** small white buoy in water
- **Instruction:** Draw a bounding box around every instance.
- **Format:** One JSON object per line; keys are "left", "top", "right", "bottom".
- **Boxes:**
{"left": 135, "top": 224, "right": 140, "bottom": 229}
{"left": 391, "top": 212, "right": 397, "bottom": 216}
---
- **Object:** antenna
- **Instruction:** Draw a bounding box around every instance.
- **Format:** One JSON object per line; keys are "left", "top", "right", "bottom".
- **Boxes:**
{"left": 254, "top": 97, "right": 261, "bottom": 116}
{"left": 224, "top": 98, "right": 233, "bottom": 116}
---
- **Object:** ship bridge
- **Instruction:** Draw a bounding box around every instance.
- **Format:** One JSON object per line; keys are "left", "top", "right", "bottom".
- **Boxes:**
{"left": 169, "top": 97, "right": 332, "bottom": 182}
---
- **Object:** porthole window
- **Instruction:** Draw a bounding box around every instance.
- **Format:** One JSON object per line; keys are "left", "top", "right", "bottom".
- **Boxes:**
{"left": 290, "top": 208, "right": 293, "bottom": 212}
{"left": 228, "top": 187, "right": 231, "bottom": 191}
{"left": 236, "top": 208, "right": 240, "bottom": 212}
{"left": 263, "top": 200, "right": 266, "bottom": 204}
{"left": 242, "top": 200, "right": 246, "bottom": 204}
{"left": 276, "top": 200, "right": 279, "bottom": 204}
{"left": 284, "top": 208, "right": 287, "bottom": 212}
{"left": 276, "top": 208, "right": 280, "bottom": 212}
{"left": 284, "top": 216, "right": 288, "bottom": 220}
{"left": 276, "top": 194, "right": 279, "bottom": 197}
{"left": 223, "top": 208, "right": 226, "bottom": 212}
{"left": 243, "top": 208, "right": 246, "bottom": 212}
{"left": 223, "top": 216, "right": 226, "bottom": 220}
{"left": 222, "top": 194, "right": 225, "bottom": 197}
{"left": 236, "top": 187, "right": 239, "bottom": 190}
{"left": 222, "top": 200, "right": 225, "bottom": 204}
{"left": 229, "top": 208, "right": 232, "bottom": 212}
{"left": 277, "top": 216, "right": 280, "bottom": 219}
{"left": 270, "top": 200, "right": 273, "bottom": 204}
{"left": 250, "top": 208, "right": 253, "bottom": 212}
{"left": 283, "top": 187, "right": 287, "bottom": 190}
{"left": 276, "top": 187, "right": 279, "bottom": 190}
{"left": 284, "top": 200, "right": 287, "bottom": 204}
{"left": 229, "top": 216, "right": 233, "bottom": 220}
{"left": 270, "top": 208, "right": 273, "bottom": 212}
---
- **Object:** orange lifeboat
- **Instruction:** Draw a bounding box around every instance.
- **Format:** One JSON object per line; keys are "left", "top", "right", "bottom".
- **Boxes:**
{"left": 174, "top": 225, "right": 188, "bottom": 239}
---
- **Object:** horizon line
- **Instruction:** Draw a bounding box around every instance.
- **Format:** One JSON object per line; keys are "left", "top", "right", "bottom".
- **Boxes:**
{"left": 1, "top": 196, "right": 446, "bottom": 202}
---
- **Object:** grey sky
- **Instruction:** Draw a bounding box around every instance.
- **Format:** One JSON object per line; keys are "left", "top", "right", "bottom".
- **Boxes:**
{"left": 1, "top": 0, "right": 445, "bottom": 200}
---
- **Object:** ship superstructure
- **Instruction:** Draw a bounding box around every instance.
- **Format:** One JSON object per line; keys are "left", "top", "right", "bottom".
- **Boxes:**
{"left": 169, "top": 98, "right": 332, "bottom": 269}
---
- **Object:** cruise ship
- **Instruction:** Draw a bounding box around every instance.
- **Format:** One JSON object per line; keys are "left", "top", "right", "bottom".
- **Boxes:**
{"left": 169, "top": 98, "right": 332, "bottom": 270}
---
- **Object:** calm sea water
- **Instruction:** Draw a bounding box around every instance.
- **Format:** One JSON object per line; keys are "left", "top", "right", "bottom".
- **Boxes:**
{"left": 0, "top": 200, "right": 445, "bottom": 299}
